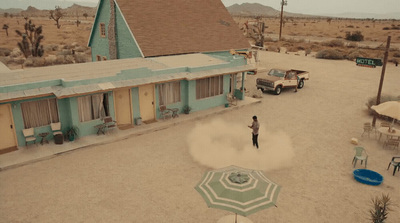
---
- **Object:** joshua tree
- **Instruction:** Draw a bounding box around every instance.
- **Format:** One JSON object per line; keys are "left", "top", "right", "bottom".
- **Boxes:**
{"left": 15, "top": 19, "right": 44, "bottom": 58}
{"left": 49, "top": 6, "right": 63, "bottom": 29}
{"left": 2, "top": 24, "right": 9, "bottom": 36}
{"left": 83, "top": 12, "right": 88, "bottom": 20}
{"left": 4, "top": 12, "right": 9, "bottom": 18}
{"left": 369, "top": 194, "right": 391, "bottom": 223}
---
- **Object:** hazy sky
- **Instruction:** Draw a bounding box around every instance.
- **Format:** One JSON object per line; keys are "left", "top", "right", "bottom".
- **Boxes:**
{"left": 3, "top": 0, "right": 400, "bottom": 15}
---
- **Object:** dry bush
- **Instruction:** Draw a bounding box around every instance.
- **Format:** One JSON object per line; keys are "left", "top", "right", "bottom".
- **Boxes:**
{"left": 322, "top": 39, "right": 345, "bottom": 47}
{"left": 347, "top": 49, "right": 368, "bottom": 60}
{"left": 267, "top": 45, "right": 279, "bottom": 52}
{"left": 316, "top": 49, "right": 345, "bottom": 60}
{"left": 74, "top": 53, "right": 89, "bottom": 63}
{"left": 43, "top": 44, "right": 59, "bottom": 52}
{"left": 347, "top": 42, "right": 358, "bottom": 48}
{"left": 393, "top": 51, "right": 400, "bottom": 58}
{"left": 0, "top": 48, "right": 11, "bottom": 56}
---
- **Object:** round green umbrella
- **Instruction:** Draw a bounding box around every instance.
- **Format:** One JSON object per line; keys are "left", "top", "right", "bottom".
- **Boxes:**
{"left": 195, "top": 166, "right": 281, "bottom": 222}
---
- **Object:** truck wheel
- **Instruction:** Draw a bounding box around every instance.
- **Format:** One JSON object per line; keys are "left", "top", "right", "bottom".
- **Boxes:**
{"left": 274, "top": 86, "right": 282, "bottom": 95}
{"left": 298, "top": 80, "right": 304, "bottom": 89}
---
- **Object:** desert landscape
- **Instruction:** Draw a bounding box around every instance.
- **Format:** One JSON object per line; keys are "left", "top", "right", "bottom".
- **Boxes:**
{"left": 1, "top": 4, "right": 400, "bottom": 223}
{"left": 1, "top": 6, "right": 400, "bottom": 69}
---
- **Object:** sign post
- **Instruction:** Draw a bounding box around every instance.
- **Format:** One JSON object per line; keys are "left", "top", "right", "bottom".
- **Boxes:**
{"left": 372, "top": 36, "right": 391, "bottom": 127}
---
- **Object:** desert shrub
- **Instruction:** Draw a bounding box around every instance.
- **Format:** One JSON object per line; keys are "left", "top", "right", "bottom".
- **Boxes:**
{"left": 267, "top": 45, "right": 279, "bottom": 52}
{"left": 74, "top": 46, "right": 88, "bottom": 52}
{"left": 0, "top": 48, "right": 11, "bottom": 56}
{"left": 345, "top": 31, "right": 364, "bottom": 41}
{"left": 346, "top": 25, "right": 354, "bottom": 28}
{"left": 393, "top": 51, "right": 400, "bottom": 57}
{"left": 347, "top": 49, "right": 368, "bottom": 60}
{"left": 62, "top": 44, "right": 72, "bottom": 50}
{"left": 0, "top": 56, "right": 12, "bottom": 65}
{"left": 366, "top": 94, "right": 400, "bottom": 116}
{"left": 44, "top": 44, "right": 58, "bottom": 52}
{"left": 347, "top": 42, "right": 358, "bottom": 48}
{"left": 57, "top": 49, "right": 72, "bottom": 56}
{"left": 296, "top": 45, "right": 306, "bottom": 51}
{"left": 56, "top": 55, "right": 65, "bottom": 64}
{"left": 316, "top": 49, "right": 344, "bottom": 60}
{"left": 322, "top": 39, "right": 344, "bottom": 47}
{"left": 286, "top": 46, "right": 297, "bottom": 52}
{"left": 305, "top": 49, "right": 312, "bottom": 56}
{"left": 24, "top": 57, "right": 46, "bottom": 67}
{"left": 264, "top": 37, "right": 275, "bottom": 42}
{"left": 64, "top": 55, "right": 75, "bottom": 64}
{"left": 10, "top": 48, "right": 22, "bottom": 58}
{"left": 74, "top": 53, "right": 89, "bottom": 63}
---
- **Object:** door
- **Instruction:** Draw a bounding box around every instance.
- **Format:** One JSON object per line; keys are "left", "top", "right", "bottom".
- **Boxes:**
{"left": 114, "top": 88, "right": 133, "bottom": 126}
{"left": 139, "top": 84, "right": 155, "bottom": 122}
{"left": 0, "top": 104, "right": 17, "bottom": 150}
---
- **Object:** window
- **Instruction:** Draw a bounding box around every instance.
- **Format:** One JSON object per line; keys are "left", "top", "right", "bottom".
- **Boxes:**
{"left": 196, "top": 75, "right": 224, "bottom": 99}
{"left": 102, "top": 56, "right": 107, "bottom": 61}
{"left": 77, "top": 93, "right": 110, "bottom": 122}
{"left": 158, "top": 81, "right": 181, "bottom": 106}
{"left": 96, "top": 55, "right": 101, "bottom": 61}
{"left": 100, "top": 23, "right": 106, "bottom": 37}
{"left": 21, "top": 98, "right": 59, "bottom": 128}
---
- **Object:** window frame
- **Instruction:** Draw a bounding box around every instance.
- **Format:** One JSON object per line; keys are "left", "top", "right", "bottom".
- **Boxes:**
{"left": 20, "top": 98, "right": 60, "bottom": 128}
{"left": 77, "top": 93, "right": 110, "bottom": 123}
{"left": 158, "top": 81, "right": 181, "bottom": 106}
{"left": 100, "top": 23, "right": 106, "bottom": 37}
{"left": 196, "top": 75, "right": 224, "bottom": 99}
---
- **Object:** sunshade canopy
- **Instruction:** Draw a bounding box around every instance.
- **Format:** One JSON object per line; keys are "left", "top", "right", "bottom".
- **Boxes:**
{"left": 195, "top": 165, "right": 281, "bottom": 217}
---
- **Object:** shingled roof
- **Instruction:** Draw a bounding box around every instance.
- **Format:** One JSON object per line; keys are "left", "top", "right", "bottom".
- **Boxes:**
{"left": 115, "top": 0, "right": 250, "bottom": 57}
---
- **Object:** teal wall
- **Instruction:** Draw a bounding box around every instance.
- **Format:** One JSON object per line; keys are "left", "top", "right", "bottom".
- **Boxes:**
{"left": 89, "top": 0, "right": 142, "bottom": 61}
{"left": 8, "top": 96, "right": 71, "bottom": 147}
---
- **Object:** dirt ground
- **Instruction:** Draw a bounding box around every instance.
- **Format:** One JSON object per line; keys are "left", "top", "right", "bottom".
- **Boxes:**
{"left": 0, "top": 50, "right": 399, "bottom": 222}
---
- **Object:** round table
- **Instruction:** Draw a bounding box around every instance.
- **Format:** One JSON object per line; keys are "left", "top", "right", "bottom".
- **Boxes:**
{"left": 38, "top": 132, "right": 49, "bottom": 145}
{"left": 377, "top": 127, "right": 400, "bottom": 141}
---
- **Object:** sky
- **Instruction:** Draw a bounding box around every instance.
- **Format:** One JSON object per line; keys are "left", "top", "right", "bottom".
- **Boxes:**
{"left": 1, "top": 0, "right": 400, "bottom": 15}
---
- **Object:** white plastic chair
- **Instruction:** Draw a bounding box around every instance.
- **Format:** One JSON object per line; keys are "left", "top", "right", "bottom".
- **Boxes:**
{"left": 50, "top": 122, "right": 62, "bottom": 135}
{"left": 22, "top": 128, "right": 36, "bottom": 147}
{"left": 352, "top": 146, "right": 368, "bottom": 168}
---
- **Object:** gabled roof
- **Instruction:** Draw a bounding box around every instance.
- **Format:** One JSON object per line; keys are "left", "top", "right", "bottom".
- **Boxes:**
{"left": 115, "top": 0, "right": 250, "bottom": 57}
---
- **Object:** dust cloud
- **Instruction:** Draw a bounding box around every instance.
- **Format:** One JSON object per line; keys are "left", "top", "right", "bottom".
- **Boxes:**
{"left": 187, "top": 118, "right": 295, "bottom": 171}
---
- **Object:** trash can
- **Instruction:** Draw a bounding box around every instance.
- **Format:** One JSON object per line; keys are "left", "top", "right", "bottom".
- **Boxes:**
{"left": 54, "top": 134, "right": 64, "bottom": 145}
{"left": 135, "top": 117, "right": 142, "bottom": 126}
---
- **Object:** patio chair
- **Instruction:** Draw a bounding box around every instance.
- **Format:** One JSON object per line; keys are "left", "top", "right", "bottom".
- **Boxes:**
{"left": 361, "top": 122, "right": 373, "bottom": 138}
{"left": 22, "top": 128, "right": 36, "bottom": 147}
{"left": 50, "top": 122, "right": 62, "bottom": 136}
{"left": 226, "top": 93, "right": 237, "bottom": 106}
{"left": 103, "top": 116, "right": 117, "bottom": 132}
{"left": 352, "top": 146, "right": 368, "bottom": 168}
{"left": 383, "top": 138, "right": 400, "bottom": 150}
{"left": 159, "top": 105, "right": 173, "bottom": 120}
{"left": 387, "top": 156, "right": 400, "bottom": 176}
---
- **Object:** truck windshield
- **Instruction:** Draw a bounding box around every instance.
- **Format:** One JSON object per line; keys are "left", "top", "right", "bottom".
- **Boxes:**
{"left": 268, "top": 69, "right": 285, "bottom": 77}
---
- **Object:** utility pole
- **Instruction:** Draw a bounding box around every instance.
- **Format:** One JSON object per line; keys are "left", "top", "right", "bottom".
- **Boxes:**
{"left": 279, "top": 0, "right": 287, "bottom": 41}
{"left": 372, "top": 36, "right": 391, "bottom": 127}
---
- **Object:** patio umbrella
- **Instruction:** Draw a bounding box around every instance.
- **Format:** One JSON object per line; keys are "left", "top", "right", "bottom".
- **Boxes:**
{"left": 371, "top": 101, "right": 400, "bottom": 127}
{"left": 195, "top": 165, "right": 281, "bottom": 223}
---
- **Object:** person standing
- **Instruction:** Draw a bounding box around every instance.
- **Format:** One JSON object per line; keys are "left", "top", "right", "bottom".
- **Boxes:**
{"left": 294, "top": 74, "right": 299, "bottom": 92}
{"left": 248, "top": 116, "right": 260, "bottom": 149}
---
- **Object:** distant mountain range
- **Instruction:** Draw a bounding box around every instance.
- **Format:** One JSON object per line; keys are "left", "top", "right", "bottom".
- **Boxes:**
{"left": 1, "top": 2, "right": 399, "bottom": 20}
{"left": 226, "top": 3, "right": 400, "bottom": 20}
{"left": 0, "top": 4, "right": 97, "bottom": 17}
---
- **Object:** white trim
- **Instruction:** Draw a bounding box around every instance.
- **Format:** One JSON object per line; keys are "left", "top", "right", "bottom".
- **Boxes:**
{"left": 114, "top": 0, "right": 145, "bottom": 58}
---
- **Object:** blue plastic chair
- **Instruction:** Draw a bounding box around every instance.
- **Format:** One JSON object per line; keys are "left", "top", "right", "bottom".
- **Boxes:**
{"left": 352, "top": 146, "right": 368, "bottom": 168}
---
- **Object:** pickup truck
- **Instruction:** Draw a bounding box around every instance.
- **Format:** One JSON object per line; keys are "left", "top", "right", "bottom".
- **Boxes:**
{"left": 256, "top": 68, "right": 309, "bottom": 95}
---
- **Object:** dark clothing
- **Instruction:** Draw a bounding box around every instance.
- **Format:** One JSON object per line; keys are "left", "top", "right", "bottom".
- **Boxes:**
{"left": 252, "top": 133, "right": 259, "bottom": 148}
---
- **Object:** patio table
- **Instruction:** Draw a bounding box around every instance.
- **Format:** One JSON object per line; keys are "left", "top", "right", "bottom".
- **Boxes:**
{"left": 38, "top": 132, "right": 49, "bottom": 145}
{"left": 94, "top": 124, "right": 107, "bottom": 135}
{"left": 377, "top": 127, "right": 400, "bottom": 141}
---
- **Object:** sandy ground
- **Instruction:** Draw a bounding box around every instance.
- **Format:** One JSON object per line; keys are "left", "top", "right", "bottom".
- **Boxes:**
{"left": 0, "top": 51, "right": 399, "bottom": 223}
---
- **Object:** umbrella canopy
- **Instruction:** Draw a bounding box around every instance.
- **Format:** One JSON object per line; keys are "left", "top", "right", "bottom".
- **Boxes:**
{"left": 371, "top": 101, "right": 400, "bottom": 120}
{"left": 195, "top": 165, "right": 281, "bottom": 217}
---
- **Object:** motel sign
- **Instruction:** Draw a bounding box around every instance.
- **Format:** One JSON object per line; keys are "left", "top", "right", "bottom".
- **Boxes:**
{"left": 356, "top": 57, "right": 383, "bottom": 68}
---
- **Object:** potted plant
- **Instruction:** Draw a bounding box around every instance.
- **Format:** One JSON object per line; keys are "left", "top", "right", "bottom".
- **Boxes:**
{"left": 66, "top": 126, "right": 79, "bottom": 141}
{"left": 183, "top": 105, "right": 192, "bottom": 114}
